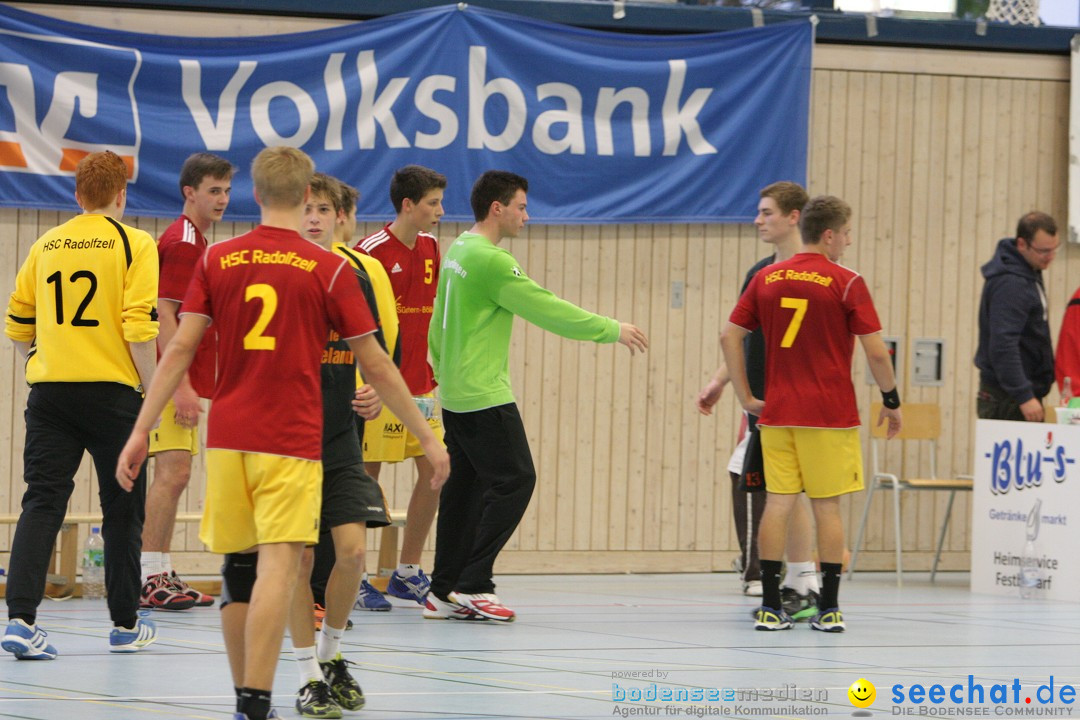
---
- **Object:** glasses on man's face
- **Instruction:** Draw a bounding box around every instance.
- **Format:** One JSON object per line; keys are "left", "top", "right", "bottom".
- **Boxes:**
{"left": 1025, "top": 240, "right": 1059, "bottom": 257}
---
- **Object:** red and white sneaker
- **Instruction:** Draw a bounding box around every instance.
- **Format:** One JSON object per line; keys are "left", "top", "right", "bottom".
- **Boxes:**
{"left": 169, "top": 571, "right": 214, "bottom": 607}
{"left": 448, "top": 592, "right": 515, "bottom": 622}
{"left": 140, "top": 572, "right": 195, "bottom": 611}
{"left": 422, "top": 595, "right": 488, "bottom": 621}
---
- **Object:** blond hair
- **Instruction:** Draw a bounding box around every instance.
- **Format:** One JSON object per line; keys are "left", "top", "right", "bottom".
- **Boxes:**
{"left": 251, "top": 146, "right": 314, "bottom": 209}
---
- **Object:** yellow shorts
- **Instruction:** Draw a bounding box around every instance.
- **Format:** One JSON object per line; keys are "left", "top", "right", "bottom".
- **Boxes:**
{"left": 199, "top": 449, "right": 322, "bottom": 554}
{"left": 759, "top": 426, "right": 864, "bottom": 499}
{"left": 362, "top": 392, "right": 445, "bottom": 463}
{"left": 149, "top": 398, "right": 200, "bottom": 456}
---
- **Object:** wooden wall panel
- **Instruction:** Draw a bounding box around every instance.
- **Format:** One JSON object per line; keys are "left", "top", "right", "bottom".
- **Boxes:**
{"left": 0, "top": 42, "right": 1074, "bottom": 578}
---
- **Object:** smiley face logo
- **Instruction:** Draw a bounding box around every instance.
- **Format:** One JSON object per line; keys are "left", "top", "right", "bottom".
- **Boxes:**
{"left": 848, "top": 678, "right": 876, "bottom": 708}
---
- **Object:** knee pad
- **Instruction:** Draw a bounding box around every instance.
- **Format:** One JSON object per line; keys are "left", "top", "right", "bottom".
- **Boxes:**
{"left": 220, "top": 552, "right": 257, "bottom": 609}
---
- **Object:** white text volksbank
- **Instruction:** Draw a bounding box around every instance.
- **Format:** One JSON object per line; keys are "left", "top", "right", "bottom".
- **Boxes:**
{"left": 180, "top": 48, "right": 718, "bottom": 157}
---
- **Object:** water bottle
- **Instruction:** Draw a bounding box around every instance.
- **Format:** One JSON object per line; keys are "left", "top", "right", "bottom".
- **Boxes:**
{"left": 1018, "top": 499, "right": 1043, "bottom": 600}
{"left": 414, "top": 395, "right": 436, "bottom": 421}
{"left": 83, "top": 527, "right": 106, "bottom": 600}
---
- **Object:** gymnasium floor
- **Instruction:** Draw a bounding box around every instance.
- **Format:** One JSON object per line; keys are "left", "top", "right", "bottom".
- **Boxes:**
{"left": 0, "top": 572, "right": 1076, "bottom": 720}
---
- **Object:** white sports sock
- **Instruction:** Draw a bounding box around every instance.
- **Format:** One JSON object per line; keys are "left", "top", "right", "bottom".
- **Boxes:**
{"left": 783, "top": 561, "right": 819, "bottom": 594}
{"left": 396, "top": 563, "right": 420, "bottom": 578}
{"left": 141, "top": 552, "right": 163, "bottom": 582}
{"left": 317, "top": 623, "right": 345, "bottom": 663}
{"left": 799, "top": 566, "right": 821, "bottom": 593}
{"left": 162, "top": 553, "right": 173, "bottom": 575}
{"left": 292, "top": 646, "right": 322, "bottom": 685}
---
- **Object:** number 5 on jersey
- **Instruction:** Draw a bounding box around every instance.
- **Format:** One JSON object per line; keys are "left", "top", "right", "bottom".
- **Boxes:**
{"left": 779, "top": 296, "right": 807, "bottom": 348}
{"left": 244, "top": 283, "right": 277, "bottom": 350}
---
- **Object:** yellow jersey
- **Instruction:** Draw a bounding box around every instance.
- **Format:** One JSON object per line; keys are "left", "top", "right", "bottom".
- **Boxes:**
{"left": 6, "top": 213, "right": 159, "bottom": 389}
{"left": 333, "top": 242, "right": 399, "bottom": 384}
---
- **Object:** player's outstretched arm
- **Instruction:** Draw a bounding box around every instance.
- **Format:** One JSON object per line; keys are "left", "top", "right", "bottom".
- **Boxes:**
{"left": 696, "top": 364, "right": 730, "bottom": 416}
{"left": 720, "top": 322, "right": 763, "bottom": 417}
{"left": 860, "top": 332, "right": 903, "bottom": 438}
{"left": 618, "top": 322, "right": 648, "bottom": 355}
{"left": 347, "top": 334, "right": 450, "bottom": 489}
{"left": 116, "top": 315, "right": 208, "bottom": 491}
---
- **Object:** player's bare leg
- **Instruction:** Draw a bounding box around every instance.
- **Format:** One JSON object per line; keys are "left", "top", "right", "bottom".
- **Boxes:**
{"left": 326, "top": 523, "right": 366, "bottom": 629}
{"left": 784, "top": 496, "right": 813, "bottom": 563}
{"left": 143, "top": 450, "right": 190, "bottom": 552}
{"left": 400, "top": 455, "right": 438, "bottom": 565}
{"left": 246, "top": 542, "right": 303, "bottom": 690}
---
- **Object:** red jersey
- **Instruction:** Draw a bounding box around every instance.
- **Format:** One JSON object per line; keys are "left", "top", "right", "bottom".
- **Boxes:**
{"left": 729, "top": 252, "right": 882, "bottom": 428}
{"left": 158, "top": 216, "right": 215, "bottom": 397}
{"left": 357, "top": 225, "right": 438, "bottom": 394}
{"left": 1056, "top": 286, "right": 1080, "bottom": 393}
{"left": 182, "top": 225, "right": 376, "bottom": 460}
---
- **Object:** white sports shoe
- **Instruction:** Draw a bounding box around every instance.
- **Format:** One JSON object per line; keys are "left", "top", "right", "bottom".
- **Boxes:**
{"left": 448, "top": 592, "right": 516, "bottom": 622}
{"left": 422, "top": 595, "right": 488, "bottom": 621}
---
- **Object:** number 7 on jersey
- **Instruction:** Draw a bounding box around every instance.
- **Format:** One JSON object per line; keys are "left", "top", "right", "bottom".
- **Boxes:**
{"left": 779, "top": 297, "right": 808, "bottom": 348}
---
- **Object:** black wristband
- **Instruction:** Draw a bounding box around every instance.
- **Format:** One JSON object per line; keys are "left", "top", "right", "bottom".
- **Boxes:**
{"left": 881, "top": 387, "right": 901, "bottom": 409}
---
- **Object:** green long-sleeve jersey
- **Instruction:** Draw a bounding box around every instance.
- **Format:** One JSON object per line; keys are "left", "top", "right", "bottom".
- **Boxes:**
{"left": 429, "top": 231, "right": 620, "bottom": 413}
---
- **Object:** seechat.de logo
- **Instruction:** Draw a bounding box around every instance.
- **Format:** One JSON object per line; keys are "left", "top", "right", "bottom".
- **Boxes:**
{"left": 0, "top": 29, "right": 140, "bottom": 179}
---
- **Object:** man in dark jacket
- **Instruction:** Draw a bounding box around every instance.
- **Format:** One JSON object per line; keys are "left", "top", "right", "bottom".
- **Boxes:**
{"left": 974, "top": 211, "right": 1059, "bottom": 421}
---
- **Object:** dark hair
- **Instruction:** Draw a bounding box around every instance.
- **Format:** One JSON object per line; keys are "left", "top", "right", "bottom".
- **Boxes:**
{"left": 470, "top": 170, "right": 528, "bottom": 222}
{"left": 179, "top": 153, "right": 234, "bottom": 197}
{"left": 390, "top": 165, "right": 447, "bottom": 213}
{"left": 760, "top": 182, "right": 809, "bottom": 216}
{"left": 75, "top": 151, "right": 128, "bottom": 209}
{"left": 339, "top": 182, "right": 359, "bottom": 216}
{"left": 1016, "top": 211, "right": 1057, "bottom": 243}
{"left": 309, "top": 172, "right": 343, "bottom": 212}
{"left": 799, "top": 195, "right": 852, "bottom": 245}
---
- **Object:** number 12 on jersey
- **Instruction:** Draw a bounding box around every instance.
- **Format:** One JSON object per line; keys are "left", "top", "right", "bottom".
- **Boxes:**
{"left": 779, "top": 297, "right": 807, "bottom": 348}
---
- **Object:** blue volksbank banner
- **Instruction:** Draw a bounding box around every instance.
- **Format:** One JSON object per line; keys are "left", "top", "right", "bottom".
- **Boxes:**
{"left": 0, "top": 4, "right": 811, "bottom": 223}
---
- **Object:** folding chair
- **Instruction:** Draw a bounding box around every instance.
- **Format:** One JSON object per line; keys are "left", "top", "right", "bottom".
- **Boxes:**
{"left": 848, "top": 402, "right": 973, "bottom": 587}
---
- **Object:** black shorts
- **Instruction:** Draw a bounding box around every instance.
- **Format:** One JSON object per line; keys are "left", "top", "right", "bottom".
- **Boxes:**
{"left": 320, "top": 463, "right": 391, "bottom": 530}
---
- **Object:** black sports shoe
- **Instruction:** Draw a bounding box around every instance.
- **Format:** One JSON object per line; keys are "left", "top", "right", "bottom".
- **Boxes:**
{"left": 295, "top": 679, "right": 342, "bottom": 719}
{"left": 320, "top": 653, "right": 366, "bottom": 710}
{"left": 780, "top": 587, "right": 819, "bottom": 622}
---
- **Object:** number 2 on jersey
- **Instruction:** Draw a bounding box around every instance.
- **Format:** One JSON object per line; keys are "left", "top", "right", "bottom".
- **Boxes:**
{"left": 243, "top": 283, "right": 277, "bottom": 350}
{"left": 779, "top": 297, "right": 808, "bottom": 348}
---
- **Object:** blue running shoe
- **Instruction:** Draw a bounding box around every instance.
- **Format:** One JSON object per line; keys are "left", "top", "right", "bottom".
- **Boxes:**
{"left": 109, "top": 610, "right": 157, "bottom": 652}
{"left": 810, "top": 608, "right": 846, "bottom": 633}
{"left": 753, "top": 606, "right": 794, "bottom": 631}
{"left": 386, "top": 569, "right": 430, "bottom": 604}
{"left": 353, "top": 579, "right": 391, "bottom": 611}
{"left": 2, "top": 619, "right": 57, "bottom": 660}
{"left": 233, "top": 712, "right": 280, "bottom": 719}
